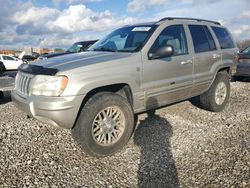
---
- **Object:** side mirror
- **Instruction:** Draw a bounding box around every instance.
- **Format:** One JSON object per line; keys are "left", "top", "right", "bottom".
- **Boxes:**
{"left": 148, "top": 45, "right": 174, "bottom": 60}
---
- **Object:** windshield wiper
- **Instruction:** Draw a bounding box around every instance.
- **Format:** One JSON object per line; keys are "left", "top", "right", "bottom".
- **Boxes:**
{"left": 117, "top": 49, "right": 133, "bottom": 52}
{"left": 93, "top": 47, "right": 116, "bottom": 52}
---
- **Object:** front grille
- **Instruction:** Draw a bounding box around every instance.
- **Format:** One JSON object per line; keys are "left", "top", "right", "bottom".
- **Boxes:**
{"left": 15, "top": 72, "right": 33, "bottom": 96}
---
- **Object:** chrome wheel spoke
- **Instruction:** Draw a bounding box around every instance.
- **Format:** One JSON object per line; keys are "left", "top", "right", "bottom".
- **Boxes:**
{"left": 113, "top": 111, "right": 121, "bottom": 120}
{"left": 113, "top": 129, "right": 119, "bottom": 139}
{"left": 95, "top": 130, "right": 103, "bottom": 136}
{"left": 97, "top": 134, "right": 102, "bottom": 142}
{"left": 100, "top": 134, "right": 105, "bottom": 143}
{"left": 215, "top": 82, "right": 227, "bottom": 105}
{"left": 92, "top": 106, "right": 125, "bottom": 146}
{"left": 107, "top": 133, "right": 112, "bottom": 144}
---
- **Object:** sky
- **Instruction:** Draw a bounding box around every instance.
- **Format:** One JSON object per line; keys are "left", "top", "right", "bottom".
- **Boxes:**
{"left": 0, "top": 0, "right": 250, "bottom": 49}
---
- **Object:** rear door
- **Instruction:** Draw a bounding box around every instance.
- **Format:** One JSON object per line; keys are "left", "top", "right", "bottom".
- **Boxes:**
{"left": 187, "top": 24, "right": 221, "bottom": 96}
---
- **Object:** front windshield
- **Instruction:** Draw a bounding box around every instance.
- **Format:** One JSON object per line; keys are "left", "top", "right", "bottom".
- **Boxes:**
{"left": 67, "top": 43, "right": 83, "bottom": 53}
{"left": 89, "top": 25, "right": 157, "bottom": 53}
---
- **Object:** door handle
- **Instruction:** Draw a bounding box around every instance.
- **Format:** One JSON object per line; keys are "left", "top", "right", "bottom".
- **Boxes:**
{"left": 213, "top": 54, "right": 221, "bottom": 59}
{"left": 181, "top": 60, "right": 193, "bottom": 65}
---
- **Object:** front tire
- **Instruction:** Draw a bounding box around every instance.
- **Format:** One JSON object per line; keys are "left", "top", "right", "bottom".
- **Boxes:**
{"left": 72, "top": 92, "right": 134, "bottom": 157}
{"left": 199, "top": 72, "right": 230, "bottom": 112}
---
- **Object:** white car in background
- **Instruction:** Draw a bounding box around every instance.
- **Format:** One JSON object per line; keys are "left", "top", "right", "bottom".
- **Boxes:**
{"left": 0, "top": 54, "right": 24, "bottom": 71}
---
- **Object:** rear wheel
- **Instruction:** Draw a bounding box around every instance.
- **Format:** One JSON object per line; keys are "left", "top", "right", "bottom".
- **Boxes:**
{"left": 199, "top": 72, "right": 230, "bottom": 112}
{"left": 72, "top": 92, "right": 134, "bottom": 157}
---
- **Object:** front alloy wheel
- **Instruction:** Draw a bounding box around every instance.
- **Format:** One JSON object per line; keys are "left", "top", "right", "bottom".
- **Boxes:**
{"left": 72, "top": 92, "right": 134, "bottom": 157}
{"left": 92, "top": 106, "right": 125, "bottom": 146}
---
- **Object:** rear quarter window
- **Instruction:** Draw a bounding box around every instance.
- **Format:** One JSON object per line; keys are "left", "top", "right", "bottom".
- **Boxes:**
{"left": 211, "top": 27, "right": 235, "bottom": 49}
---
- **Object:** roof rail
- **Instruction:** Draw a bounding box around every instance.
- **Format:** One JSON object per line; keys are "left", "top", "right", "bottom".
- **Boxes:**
{"left": 158, "top": 17, "right": 221, "bottom": 25}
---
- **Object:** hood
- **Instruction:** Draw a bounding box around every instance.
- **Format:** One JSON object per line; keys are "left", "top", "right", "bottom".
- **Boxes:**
{"left": 33, "top": 51, "right": 133, "bottom": 72}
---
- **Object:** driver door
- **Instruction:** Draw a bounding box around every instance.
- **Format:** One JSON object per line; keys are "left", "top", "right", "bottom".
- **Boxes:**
{"left": 142, "top": 24, "right": 194, "bottom": 109}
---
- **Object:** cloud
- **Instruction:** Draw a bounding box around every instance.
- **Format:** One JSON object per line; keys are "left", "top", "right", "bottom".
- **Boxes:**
{"left": 0, "top": 2, "right": 137, "bottom": 49}
{"left": 13, "top": 4, "right": 136, "bottom": 34}
{"left": 127, "top": 0, "right": 169, "bottom": 12}
{"left": 152, "top": 0, "right": 250, "bottom": 41}
{"left": 50, "top": 5, "right": 136, "bottom": 33}
{"left": 13, "top": 7, "right": 59, "bottom": 25}
{"left": 239, "top": 10, "right": 250, "bottom": 18}
{"left": 53, "top": 0, "right": 103, "bottom": 5}
{"left": 231, "top": 25, "right": 250, "bottom": 40}
{"left": 0, "top": 0, "right": 249, "bottom": 49}
{"left": 127, "top": 0, "right": 227, "bottom": 13}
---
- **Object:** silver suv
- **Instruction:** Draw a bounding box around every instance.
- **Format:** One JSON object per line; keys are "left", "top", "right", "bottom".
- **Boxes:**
{"left": 12, "top": 17, "right": 238, "bottom": 157}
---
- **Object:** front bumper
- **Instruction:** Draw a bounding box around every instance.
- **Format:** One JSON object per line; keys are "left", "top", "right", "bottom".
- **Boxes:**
{"left": 11, "top": 90, "right": 84, "bottom": 129}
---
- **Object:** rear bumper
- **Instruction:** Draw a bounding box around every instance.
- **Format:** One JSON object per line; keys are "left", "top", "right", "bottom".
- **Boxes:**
{"left": 11, "top": 90, "right": 84, "bottom": 129}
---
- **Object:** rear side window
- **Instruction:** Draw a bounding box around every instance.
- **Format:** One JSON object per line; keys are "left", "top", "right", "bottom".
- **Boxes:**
{"left": 189, "top": 25, "right": 216, "bottom": 53}
{"left": 203, "top": 26, "right": 216, "bottom": 50}
{"left": 211, "top": 27, "right": 235, "bottom": 49}
{"left": 3, "top": 56, "right": 15, "bottom": 61}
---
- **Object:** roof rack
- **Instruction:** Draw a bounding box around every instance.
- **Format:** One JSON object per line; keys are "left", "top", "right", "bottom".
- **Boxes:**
{"left": 158, "top": 17, "right": 221, "bottom": 25}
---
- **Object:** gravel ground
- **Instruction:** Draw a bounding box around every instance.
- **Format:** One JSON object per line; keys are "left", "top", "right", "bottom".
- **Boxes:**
{"left": 0, "top": 80, "right": 249, "bottom": 187}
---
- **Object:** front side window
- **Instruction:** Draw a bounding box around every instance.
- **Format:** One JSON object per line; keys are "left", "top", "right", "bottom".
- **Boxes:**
{"left": 211, "top": 26, "right": 235, "bottom": 49}
{"left": 89, "top": 25, "right": 157, "bottom": 52}
{"left": 150, "top": 24, "right": 188, "bottom": 56}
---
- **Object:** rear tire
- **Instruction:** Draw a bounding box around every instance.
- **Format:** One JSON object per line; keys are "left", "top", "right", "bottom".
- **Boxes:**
{"left": 199, "top": 72, "right": 230, "bottom": 112}
{"left": 72, "top": 92, "right": 134, "bottom": 157}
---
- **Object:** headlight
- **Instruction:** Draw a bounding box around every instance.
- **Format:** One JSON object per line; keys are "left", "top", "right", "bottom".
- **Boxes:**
{"left": 31, "top": 75, "right": 68, "bottom": 96}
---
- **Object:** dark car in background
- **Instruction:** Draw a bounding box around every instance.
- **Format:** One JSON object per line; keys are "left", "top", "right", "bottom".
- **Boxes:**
{"left": 235, "top": 46, "right": 250, "bottom": 78}
{"left": 22, "top": 55, "right": 37, "bottom": 63}
{"left": 38, "top": 40, "right": 98, "bottom": 60}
